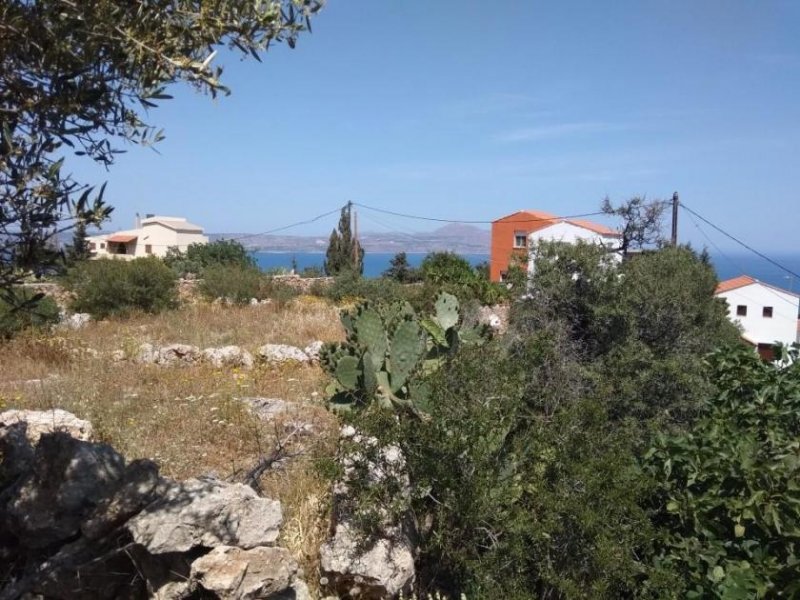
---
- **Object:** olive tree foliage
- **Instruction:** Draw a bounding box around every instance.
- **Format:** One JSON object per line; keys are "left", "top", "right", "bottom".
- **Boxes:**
{"left": 602, "top": 196, "right": 666, "bottom": 256}
{"left": 0, "top": 0, "right": 322, "bottom": 305}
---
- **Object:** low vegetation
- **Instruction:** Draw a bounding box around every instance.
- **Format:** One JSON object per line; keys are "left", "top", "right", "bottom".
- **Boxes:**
{"left": 63, "top": 257, "right": 178, "bottom": 318}
{"left": 2, "top": 241, "right": 797, "bottom": 599}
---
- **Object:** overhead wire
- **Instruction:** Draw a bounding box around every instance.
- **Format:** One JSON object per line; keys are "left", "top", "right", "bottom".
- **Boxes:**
{"left": 680, "top": 202, "right": 800, "bottom": 281}
{"left": 684, "top": 210, "right": 799, "bottom": 310}
{"left": 353, "top": 201, "right": 609, "bottom": 225}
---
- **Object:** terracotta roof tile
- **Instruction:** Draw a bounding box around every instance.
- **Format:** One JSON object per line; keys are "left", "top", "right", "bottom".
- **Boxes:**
{"left": 565, "top": 218, "right": 621, "bottom": 237}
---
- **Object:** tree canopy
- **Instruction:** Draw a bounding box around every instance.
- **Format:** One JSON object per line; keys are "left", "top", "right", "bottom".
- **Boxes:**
{"left": 0, "top": 0, "right": 321, "bottom": 302}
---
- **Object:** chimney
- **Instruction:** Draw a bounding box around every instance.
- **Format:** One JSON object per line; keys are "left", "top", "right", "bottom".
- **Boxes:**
{"left": 135, "top": 213, "right": 141, "bottom": 229}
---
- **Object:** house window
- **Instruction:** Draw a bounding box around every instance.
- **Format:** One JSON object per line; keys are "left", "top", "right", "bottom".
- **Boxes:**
{"left": 145, "top": 245, "right": 152, "bottom": 254}
{"left": 513, "top": 231, "right": 527, "bottom": 248}
{"left": 89, "top": 242, "right": 96, "bottom": 250}
{"left": 736, "top": 305, "right": 747, "bottom": 317}
{"left": 100, "top": 243, "right": 105, "bottom": 249}
{"left": 763, "top": 306, "right": 773, "bottom": 318}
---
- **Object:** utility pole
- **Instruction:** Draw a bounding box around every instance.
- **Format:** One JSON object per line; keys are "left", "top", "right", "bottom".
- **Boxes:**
{"left": 350, "top": 201, "right": 359, "bottom": 270}
{"left": 671, "top": 191, "right": 679, "bottom": 246}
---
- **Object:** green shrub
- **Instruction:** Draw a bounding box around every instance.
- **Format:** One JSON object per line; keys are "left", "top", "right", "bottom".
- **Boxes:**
{"left": 418, "top": 252, "right": 508, "bottom": 306}
{"left": 198, "top": 265, "right": 263, "bottom": 304}
{"left": 0, "top": 289, "right": 60, "bottom": 339}
{"left": 316, "top": 271, "right": 412, "bottom": 304}
{"left": 164, "top": 239, "right": 255, "bottom": 276}
{"left": 64, "top": 257, "right": 178, "bottom": 318}
{"left": 645, "top": 344, "right": 800, "bottom": 598}
{"left": 259, "top": 277, "right": 299, "bottom": 307}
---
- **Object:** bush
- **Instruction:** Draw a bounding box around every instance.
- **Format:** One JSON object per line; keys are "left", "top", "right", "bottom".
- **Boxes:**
{"left": 0, "top": 289, "right": 60, "bottom": 339}
{"left": 64, "top": 257, "right": 178, "bottom": 318}
{"left": 419, "top": 252, "right": 508, "bottom": 306}
{"left": 645, "top": 344, "right": 800, "bottom": 598}
{"left": 315, "top": 271, "right": 415, "bottom": 305}
{"left": 356, "top": 338, "right": 669, "bottom": 598}
{"left": 164, "top": 239, "right": 255, "bottom": 276}
{"left": 198, "top": 265, "right": 263, "bottom": 304}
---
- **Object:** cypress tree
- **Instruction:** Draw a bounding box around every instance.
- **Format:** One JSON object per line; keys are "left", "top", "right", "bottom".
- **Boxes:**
{"left": 324, "top": 203, "right": 364, "bottom": 275}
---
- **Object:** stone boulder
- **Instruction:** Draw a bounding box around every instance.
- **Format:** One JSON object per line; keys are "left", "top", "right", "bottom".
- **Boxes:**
{"left": 61, "top": 312, "right": 91, "bottom": 330}
{"left": 258, "top": 344, "right": 310, "bottom": 364}
{"left": 6, "top": 432, "right": 126, "bottom": 548}
{"left": 320, "top": 522, "right": 415, "bottom": 599}
{"left": 303, "top": 341, "right": 325, "bottom": 363}
{"left": 136, "top": 342, "right": 158, "bottom": 364}
{"left": 127, "top": 477, "right": 283, "bottom": 554}
{"left": 157, "top": 344, "right": 201, "bottom": 366}
{"left": 191, "top": 546, "right": 299, "bottom": 599}
{"left": 320, "top": 427, "right": 416, "bottom": 598}
{"left": 203, "top": 345, "right": 255, "bottom": 369}
{"left": 0, "top": 408, "right": 93, "bottom": 443}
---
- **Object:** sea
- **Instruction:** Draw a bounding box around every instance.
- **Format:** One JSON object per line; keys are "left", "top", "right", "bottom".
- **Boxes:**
{"left": 252, "top": 251, "right": 800, "bottom": 292}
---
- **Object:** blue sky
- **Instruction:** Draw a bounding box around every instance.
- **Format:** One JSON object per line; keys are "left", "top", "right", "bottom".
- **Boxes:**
{"left": 73, "top": 1, "right": 800, "bottom": 251}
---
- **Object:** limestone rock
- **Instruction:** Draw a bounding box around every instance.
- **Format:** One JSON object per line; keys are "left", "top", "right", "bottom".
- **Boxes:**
{"left": 259, "top": 344, "right": 310, "bottom": 364}
{"left": 303, "top": 341, "right": 325, "bottom": 363}
{"left": 136, "top": 342, "right": 158, "bottom": 364}
{"left": 81, "top": 459, "right": 160, "bottom": 540}
{"left": 127, "top": 477, "right": 282, "bottom": 554}
{"left": 191, "top": 546, "right": 298, "bottom": 599}
{"left": 61, "top": 312, "right": 91, "bottom": 330}
{"left": 157, "top": 344, "right": 201, "bottom": 366}
{"left": 203, "top": 345, "right": 254, "bottom": 369}
{"left": 7, "top": 433, "right": 126, "bottom": 548}
{"left": 320, "top": 522, "right": 415, "bottom": 599}
{"left": 0, "top": 408, "right": 93, "bottom": 444}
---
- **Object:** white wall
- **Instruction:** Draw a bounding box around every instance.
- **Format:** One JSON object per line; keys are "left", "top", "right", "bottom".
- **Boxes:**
{"left": 87, "top": 222, "right": 209, "bottom": 259}
{"left": 527, "top": 222, "right": 620, "bottom": 275}
{"left": 717, "top": 284, "right": 799, "bottom": 346}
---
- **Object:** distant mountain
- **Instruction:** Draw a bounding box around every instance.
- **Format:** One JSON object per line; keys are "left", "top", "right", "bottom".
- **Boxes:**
{"left": 211, "top": 223, "right": 490, "bottom": 254}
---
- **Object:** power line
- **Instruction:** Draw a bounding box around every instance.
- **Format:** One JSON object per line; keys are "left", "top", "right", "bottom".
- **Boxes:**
{"left": 229, "top": 204, "right": 346, "bottom": 242}
{"left": 680, "top": 202, "right": 800, "bottom": 281}
{"left": 685, "top": 210, "right": 798, "bottom": 309}
{"left": 353, "top": 202, "right": 608, "bottom": 225}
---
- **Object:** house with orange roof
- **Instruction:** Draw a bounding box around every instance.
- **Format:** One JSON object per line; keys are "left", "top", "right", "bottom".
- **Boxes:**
{"left": 489, "top": 210, "right": 621, "bottom": 282}
{"left": 86, "top": 214, "right": 208, "bottom": 260}
{"left": 714, "top": 275, "right": 800, "bottom": 358}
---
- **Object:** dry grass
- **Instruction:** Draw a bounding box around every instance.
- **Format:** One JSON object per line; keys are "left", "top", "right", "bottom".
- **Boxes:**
{"left": 0, "top": 296, "right": 345, "bottom": 595}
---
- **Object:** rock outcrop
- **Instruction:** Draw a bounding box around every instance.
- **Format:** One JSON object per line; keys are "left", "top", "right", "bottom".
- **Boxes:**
{"left": 259, "top": 344, "right": 310, "bottom": 364}
{"left": 202, "top": 345, "right": 255, "bottom": 369}
{"left": 319, "top": 426, "right": 416, "bottom": 598}
{"left": 0, "top": 408, "right": 94, "bottom": 443}
{"left": 0, "top": 410, "right": 307, "bottom": 600}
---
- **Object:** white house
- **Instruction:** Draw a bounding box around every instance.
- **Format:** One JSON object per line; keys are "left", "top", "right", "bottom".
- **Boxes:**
{"left": 715, "top": 275, "right": 800, "bottom": 357}
{"left": 87, "top": 215, "right": 208, "bottom": 259}
{"left": 527, "top": 219, "right": 622, "bottom": 275}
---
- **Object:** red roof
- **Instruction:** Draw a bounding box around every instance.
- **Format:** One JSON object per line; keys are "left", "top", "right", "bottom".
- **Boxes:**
{"left": 565, "top": 218, "right": 621, "bottom": 237}
{"left": 107, "top": 234, "right": 137, "bottom": 243}
{"left": 715, "top": 275, "right": 800, "bottom": 298}
{"left": 492, "top": 211, "right": 618, "bottom": 236}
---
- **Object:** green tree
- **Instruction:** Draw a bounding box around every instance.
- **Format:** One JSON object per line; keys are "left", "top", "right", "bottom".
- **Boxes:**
{"left": 0, "top": 0, "right": 320, "bottom": 306}
{"left": 65, "top": 219, "right": 91, "bottom": 265}
{"left": 383, "top": 252, "right": 420, "bottom": 283}
{"left": 419, "top": 251, "right": 474, "bottom": 285}
{"left": 512, "top": 243, "right": 740, "bottom": 431}
{"left": 164, "top": 239, "right": 255, "bottom": 276}
{"left": 645, "top": 344, "right": 800, "bottom": 598}
{"left": 324, "top": 203, "right": 364, "bottom": 276}
{"left": 601, "top": 196, "right": 666, "bottom": 256}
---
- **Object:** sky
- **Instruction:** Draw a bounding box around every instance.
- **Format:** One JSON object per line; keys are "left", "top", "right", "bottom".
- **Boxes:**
{"left": 72, "top": 1, "right": 800, "bottom": 251}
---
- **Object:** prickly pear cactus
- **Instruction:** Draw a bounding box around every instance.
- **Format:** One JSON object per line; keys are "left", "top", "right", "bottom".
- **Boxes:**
{"left": 321, "top": 292, "right": 490, "bottom": 415}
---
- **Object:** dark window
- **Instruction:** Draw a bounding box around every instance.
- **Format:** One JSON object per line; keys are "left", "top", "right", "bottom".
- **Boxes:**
{"left": 513, "top": 232, "right": 527, "bottom": 248}
{"left": 763, "top": 306, "right": 773, "bottom": 318}
{"left": 736, "top": 305, "right": 747, "bottom": 317}
{"left": 500, "top": 271, "right": 508, "bottom": 282}
{"left": 145, "top": 245, "right": 152, "bottom": 254}
{"left": 89, "top": 242, "right": 96, "bottom": 250}
{"left": 100, "top": 243, "right": 105, "bottom": 249}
